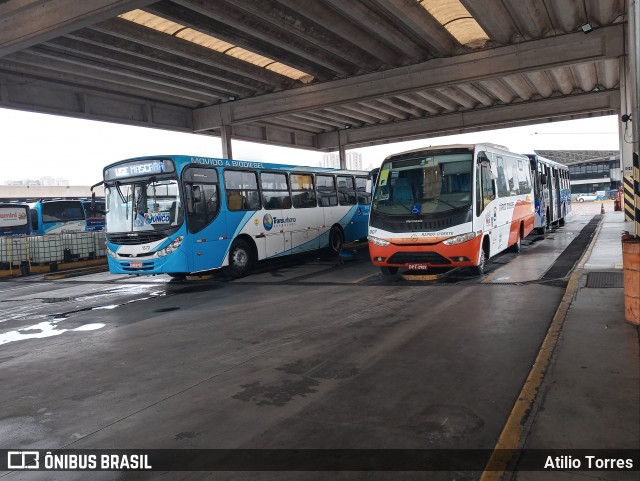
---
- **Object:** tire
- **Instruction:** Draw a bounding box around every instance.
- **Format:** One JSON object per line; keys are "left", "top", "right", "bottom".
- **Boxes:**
{"left": 578, "top": 198, "right": 584, "bottom": 202}
{"left": 325, "top": 226, "right": 344, "bottom": 256}
{"left": 546, "top": 208, "right": 551, "bottom": 230}
{"left": 225, "top": 238, "right": 253, "bottom": 278}
{"left": 536, "top": 225, "right": 546, "bottom": 236}
{"left": 380, "top": 266, "right": 399, "bottom": 276}
{"left": 470, "top": 245, "right": 486, "bottom": 276}
{"left": 168, "top": 273, "right": 187, "bottom": 281}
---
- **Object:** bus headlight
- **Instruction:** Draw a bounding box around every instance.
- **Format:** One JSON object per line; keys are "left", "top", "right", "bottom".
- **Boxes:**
{"left": 106, "top": 248, "right": 117, "bottom": 259}
{"left": 443, "top": 232, "right": 477, "bottom": 245}
{"left": 368, "top": 235, "right": 390, "bottom": 247}
{"left": 157, "top": 236, "right": 184, "bottom": 257}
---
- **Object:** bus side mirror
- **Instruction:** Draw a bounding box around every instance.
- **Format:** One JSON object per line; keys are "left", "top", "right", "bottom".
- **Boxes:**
{"left": 540, "top": 174, "right": 547, "bottom": 185}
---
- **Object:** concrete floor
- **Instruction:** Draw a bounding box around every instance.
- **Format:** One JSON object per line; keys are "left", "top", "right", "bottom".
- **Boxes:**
{"left": 0, "top": 209, "right": 635, "bottom": 481}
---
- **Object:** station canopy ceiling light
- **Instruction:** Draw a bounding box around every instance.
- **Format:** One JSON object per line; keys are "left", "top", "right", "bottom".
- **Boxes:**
{"left": 417, "top": 0, "right": 489, "bottom": 49}
{"left": 118, "top": 10, "right": 314, "bottom": 84}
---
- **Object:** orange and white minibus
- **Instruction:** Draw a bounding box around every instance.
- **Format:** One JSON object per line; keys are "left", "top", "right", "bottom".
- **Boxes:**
{"left": 368, "top": 144, "right": 535, "bottom": 276}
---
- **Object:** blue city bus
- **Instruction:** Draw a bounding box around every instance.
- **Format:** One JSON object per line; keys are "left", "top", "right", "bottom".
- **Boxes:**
{"left": 29, "top": 199, "right": 87, "bottom": 234}
{"left": 527, "top": 154, "right": 571, "bottom": 234}
{"left": 0, "top": 203, "right": 31, "bottom": 236}
{"left": 82, "top": 199, "right": 106, "bottom": 231}
{"left": 98, "top": 155, "right": 372, "bottom": 278}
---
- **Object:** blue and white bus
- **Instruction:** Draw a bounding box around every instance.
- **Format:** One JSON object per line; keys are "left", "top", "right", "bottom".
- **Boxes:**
{"left": 527, "top": 154, "right": 571, "bottom": 234}
{"left": 30, "top": 200, "right": 87, "bottom": 234}
{"left": 0, "top": 203, "right": 31, "bottom": 236}
{"left": 98, "top": 155, "right": 372, "bottom": 278}
{"left": 81, "top": 199, "right": 106, "bottom": 231}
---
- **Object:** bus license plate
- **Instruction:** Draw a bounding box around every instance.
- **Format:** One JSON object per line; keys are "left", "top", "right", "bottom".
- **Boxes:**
{"left": 408, "top": 264, "right": 429, "bottom": 270}
{"left": 129, "top": 261, "right": 143, "bottom": 268}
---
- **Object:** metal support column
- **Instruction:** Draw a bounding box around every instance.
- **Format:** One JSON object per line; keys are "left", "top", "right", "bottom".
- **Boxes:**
{"left": 338, "top": 130, "right": 347, "bottom": 169}
{"left": 221, "top": 125, "right": 233, "bottom": 160}
{"left": 633, "top": 0, "right": 640, "bottom": 235}
{"left": 620, "top": 54, "right": 636, "bottom": 221}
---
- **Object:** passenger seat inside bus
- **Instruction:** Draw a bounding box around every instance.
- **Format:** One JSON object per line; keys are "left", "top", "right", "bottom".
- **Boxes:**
{"left": 227, "top": 191, "right": 244, "bottom": 210}
{"left": 393, "top": 178, "right": 413, "bottom": 203}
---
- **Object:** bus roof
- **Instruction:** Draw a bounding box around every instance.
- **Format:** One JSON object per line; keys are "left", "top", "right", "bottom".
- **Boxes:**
{"left": 103, "top": 155, "right": 370, "bottom": 176}
{"left": 382, "top": 143, "right": 527, "bottom": 161}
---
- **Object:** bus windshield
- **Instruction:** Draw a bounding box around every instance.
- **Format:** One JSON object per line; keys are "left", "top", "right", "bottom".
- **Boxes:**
{"left": 42, "top": 201, "right": 85, "bottom": 222}
{"left": 106, "top": 179, "right": 182, "bottom": 232}
{"left": 372, "top": 152, "right": 473, "bottom": 215}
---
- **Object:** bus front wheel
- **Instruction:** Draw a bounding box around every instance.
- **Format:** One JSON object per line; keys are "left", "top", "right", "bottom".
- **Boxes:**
{"left": 168, "top": 273, "right": 187, "bottom": 281}
{"left": 470, "top": 246, "right": 486, "bottom": 276}
{"left": 380, "top": 266, "right": 399, "bottom": 276}
{"left": 225, "top": 239, "right": 253, "bottom": 278}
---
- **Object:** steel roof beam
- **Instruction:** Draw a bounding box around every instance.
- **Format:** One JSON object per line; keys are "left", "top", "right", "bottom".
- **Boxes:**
{"left": 91, "top": 18, "right": 291, "bottom": 88}
{"left": 0, "top": 68, "right": 196, "bottom": 129}
{"left": 150, "top": 0, "right": 342, "bottom": 80}
{"left": 193, "top": 23, "right": 623, "bottom": 130}
{"left": 316, "top": 90, "right": 620, "bottom": 150}
{"left": 0, "top": 0, "right": 156, "bottom": 57}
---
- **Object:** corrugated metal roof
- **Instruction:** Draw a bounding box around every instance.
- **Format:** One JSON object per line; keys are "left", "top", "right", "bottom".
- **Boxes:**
{"left": 0, "top": 0, "right": 626, "bottom": 151}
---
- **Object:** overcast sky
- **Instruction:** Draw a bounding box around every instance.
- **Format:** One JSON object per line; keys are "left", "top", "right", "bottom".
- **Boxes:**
{"left": 0, "top": 107, "right": 620, "bottom": 185}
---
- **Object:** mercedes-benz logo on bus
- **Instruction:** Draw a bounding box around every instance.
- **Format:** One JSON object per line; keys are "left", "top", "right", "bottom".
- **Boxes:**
{"left": 263, "top": 214, "right": 274, "bottom": 231}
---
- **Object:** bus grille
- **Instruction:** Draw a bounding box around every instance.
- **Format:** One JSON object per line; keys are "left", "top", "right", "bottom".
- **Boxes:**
{"left": 107, "top": 231, "right": 166, "bottom": 245}
{"left": 370, "top": 216, "right": 454, "bottom": 233}
{"left": 387, "top": 252, "right": 451, "bottom": 265}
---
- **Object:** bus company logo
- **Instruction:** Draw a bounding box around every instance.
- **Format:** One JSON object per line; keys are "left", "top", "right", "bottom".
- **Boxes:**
{"left": 263, "top": 214, "right": 274, "bottom": 230}
{"left": 263, "top": 214, "right": 296, "bottom": 231}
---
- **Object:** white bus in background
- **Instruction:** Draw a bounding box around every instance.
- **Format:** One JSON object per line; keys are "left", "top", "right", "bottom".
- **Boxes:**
{"left": 527, "top": 154, "right": 571, "bottom": 234}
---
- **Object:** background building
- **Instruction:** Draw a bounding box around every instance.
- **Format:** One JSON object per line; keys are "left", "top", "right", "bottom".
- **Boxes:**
{"left": 321, "top": 152, "right": 363, "bottom": 170}
{"left": 535, "top": 150, "right": 621, "bottom": 196}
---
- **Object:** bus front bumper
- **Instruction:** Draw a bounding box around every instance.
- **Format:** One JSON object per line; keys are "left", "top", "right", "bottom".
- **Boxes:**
{"left": 368, "top": 235, "right": 483, "bottom": 270}
{"left": 106, "top": 250, "right": 189, "bottom": 275}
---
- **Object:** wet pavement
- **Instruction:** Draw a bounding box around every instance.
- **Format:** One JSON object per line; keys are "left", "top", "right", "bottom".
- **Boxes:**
{"left": 0, "top": 205, "right": 636, "bottom": 481}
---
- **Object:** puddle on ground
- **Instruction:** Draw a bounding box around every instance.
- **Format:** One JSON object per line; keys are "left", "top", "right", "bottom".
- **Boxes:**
{"left": 0, "top": 320, "right": 106, "bottom": 345}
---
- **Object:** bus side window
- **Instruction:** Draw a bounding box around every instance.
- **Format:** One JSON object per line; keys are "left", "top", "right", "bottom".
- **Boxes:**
{"left": 355, "top": 177, "right": 371, "bottom": 204}
{"left": 261, "top": 172, "right": 290, "bottom": 210}
{"left": 495, "top": 156, "right": 509, "bottom": 197}
{"left": 317, "top": 175, "right": 337, "bottom": 207}
{"left": 291, "top": 173, "right": 316, "bottom": 208}
{"left": 476, "top": 163, "right": 495, "bottom": 216}
{"left": 224, "top": 170, "right": 260, "bottom": 211}
{"left": 337, "top": 176, "right": 356, "bottom": 205}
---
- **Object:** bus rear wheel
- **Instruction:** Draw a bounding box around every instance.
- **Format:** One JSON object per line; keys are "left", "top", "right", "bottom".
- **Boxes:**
{"left": 225, "top": 239, "right": 253, "bottom": 278}
{"left": 325, "top": 226, "right": 344, "bottom": 256}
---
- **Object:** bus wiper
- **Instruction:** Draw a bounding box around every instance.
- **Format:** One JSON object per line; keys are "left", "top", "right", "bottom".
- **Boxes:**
{"left": 424, "top": 197, "right": 458, "bottom": 209}
{"left": 111, "top": 181, "right": 127, "bottom": 204}
{"left": 394, "top": 202, "right": 414, "bottom": 213}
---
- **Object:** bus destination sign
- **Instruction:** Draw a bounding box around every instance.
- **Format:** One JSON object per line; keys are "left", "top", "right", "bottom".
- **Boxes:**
{"left": 105, "top": 160, "right": 174, "bottom": 181}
